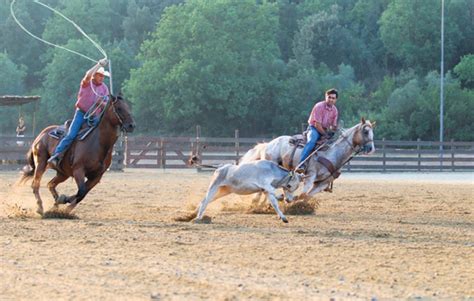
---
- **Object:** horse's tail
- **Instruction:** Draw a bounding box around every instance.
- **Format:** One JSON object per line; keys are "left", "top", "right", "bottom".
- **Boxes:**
{"left": 239, "top": 143, "right": 267, "bottom": 164}
{"left": 19, "top": 149, "right": 35, "bottom": 184}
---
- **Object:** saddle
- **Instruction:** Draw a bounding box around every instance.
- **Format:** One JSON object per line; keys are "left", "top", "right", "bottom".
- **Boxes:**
{"left": 289, "top": 132, "right": 331, "bottom": 151}
{"left": 287, "top": 131, "right": 334, "bottom": 170}
{"left": 48, "top": 119, "right": 96, "bottom": 141}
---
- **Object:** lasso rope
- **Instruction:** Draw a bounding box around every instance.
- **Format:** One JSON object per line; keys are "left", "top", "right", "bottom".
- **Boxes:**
{"left": 11, "top": 0, "right": 113, "bottom": 120}
{"left": 10, "top": 0, "right": 107, "bottom": 62}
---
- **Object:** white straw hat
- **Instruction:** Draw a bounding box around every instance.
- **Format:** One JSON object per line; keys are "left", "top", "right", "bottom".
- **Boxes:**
{"left": 95, "top": 67, "right": 110, "bottom": 77}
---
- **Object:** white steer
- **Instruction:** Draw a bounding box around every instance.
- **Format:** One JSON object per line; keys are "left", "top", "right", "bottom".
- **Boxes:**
{"left": 195, "top": 160, "right": 303, "bottom": 223}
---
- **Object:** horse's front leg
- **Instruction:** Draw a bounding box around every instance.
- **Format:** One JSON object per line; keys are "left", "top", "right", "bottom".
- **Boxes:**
{"left": 295, "top": 172, "right": 317, "bottom": 202}
{"left": 305, "top": 178, "right": 333, "bottom": 199}
{"left": 65, "top": 170, "right": 103, "bottom": 213}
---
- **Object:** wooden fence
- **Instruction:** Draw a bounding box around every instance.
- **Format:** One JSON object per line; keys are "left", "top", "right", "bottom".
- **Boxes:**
{"left": 124, "top": 135, "right": 474, "bottom": 172}
{"left": 0, "top": 135, "right": 125, "bottom": 171}
{"left": 2, "top": 135, "right": 473, "bottom": 172}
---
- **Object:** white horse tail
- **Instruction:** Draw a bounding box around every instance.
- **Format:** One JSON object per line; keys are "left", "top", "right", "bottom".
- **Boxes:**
{"left": 239, "top": 143, "right": 268, "bottom": 164}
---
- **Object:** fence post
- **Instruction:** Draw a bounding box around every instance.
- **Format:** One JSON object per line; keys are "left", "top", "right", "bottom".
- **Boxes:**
{"left": 382, "top": 138, "right": 386, "bottom": 172}
{"left": 417, "top": 138, "right": 421, "bottom": 171}
{"left": 156, "top": 139, "right": 160, "bottom": 168}
{"left": 160, "top": 138, "right": 165, "bottom": 170}
{"left": 196, "top": 125, "right": 202, "bottom": 172}
{"left": 451, "top": 139, "right": 455, "bottom": 171}
{"left": 124, "top": 136, "right": 130, "bottom": 167}
{"left": 301, "top": 123, "right": 306, "bottom": 133}
{"left": 114, "top": 134, "right": 125, "bottom": 171}
{"left": 235, "top": 129, "right": 240, "bottom": 164}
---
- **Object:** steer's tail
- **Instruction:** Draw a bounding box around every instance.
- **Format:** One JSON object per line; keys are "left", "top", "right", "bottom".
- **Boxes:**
{"left": 188, "top": 155, "right": 221, "bottom": 169}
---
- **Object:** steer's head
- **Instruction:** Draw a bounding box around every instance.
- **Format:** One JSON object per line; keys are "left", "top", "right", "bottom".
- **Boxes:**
{"left": 284, "top": 172, "right": 303, "bottom": 192}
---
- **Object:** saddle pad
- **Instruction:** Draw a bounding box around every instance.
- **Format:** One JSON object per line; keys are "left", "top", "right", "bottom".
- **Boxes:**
{"left": 48, "top": 120, "right": 95, "bottom": 141}
{"left": 288, "top": 133, "right": 331, "bottom": 151}
{"left": 289, "top": 134, "right": 306, "bottom": 148}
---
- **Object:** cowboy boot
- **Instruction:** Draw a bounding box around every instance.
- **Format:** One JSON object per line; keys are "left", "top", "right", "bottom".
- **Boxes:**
{"left": 47, "top": 152, "right": 63, "bottom": 168}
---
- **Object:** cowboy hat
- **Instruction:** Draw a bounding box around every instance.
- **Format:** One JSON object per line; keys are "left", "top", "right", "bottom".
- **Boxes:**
{"left": 95, "top": 67, "right": 110, "bottom": 77}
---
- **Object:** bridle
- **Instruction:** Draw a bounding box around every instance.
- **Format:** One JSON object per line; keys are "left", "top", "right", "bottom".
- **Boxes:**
{"left": 312, "top": 124, "right": 374, "bottom": 185}
{"left": 340, "top": 124, "right": 374, "bottom": 154}
{"left": 110, "top": 96, "right": 126, "bottom": 131}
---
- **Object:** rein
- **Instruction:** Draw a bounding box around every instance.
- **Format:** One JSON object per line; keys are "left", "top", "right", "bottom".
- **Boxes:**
{"left": 83, "top": 96, "right": 125, "bottom": 132}
{"left": 313, "top": 126, "right": 373, "bottom": 184}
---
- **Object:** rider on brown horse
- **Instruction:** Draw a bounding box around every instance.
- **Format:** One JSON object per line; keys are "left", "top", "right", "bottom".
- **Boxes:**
{"left": 297, "top": 88, "right": 339, "bottom": 173}
{"left": 48, "top": 58, "right": 110, "bottom": 167}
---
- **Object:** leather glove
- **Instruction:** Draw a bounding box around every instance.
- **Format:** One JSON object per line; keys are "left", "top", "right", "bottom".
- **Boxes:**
{"left": 98, "top": 58, "right": 108, "bottom": 67}
{"left": 326, "top": 131, "right": 335, "bottom": 138}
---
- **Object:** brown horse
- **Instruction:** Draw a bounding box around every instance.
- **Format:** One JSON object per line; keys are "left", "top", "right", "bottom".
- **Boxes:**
{"left": 19, "top": 94, "right": 135, "bottom": 215}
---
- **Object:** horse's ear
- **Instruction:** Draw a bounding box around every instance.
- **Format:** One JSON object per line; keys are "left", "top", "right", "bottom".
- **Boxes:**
{"left": 371, "top": 121, "right": 377, "bottom": 128}
{"left": 361, "top": 117, "right": 366, "bottom": 124}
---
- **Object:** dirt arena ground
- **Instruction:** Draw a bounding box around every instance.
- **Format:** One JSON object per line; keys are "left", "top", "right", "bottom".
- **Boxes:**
{"left": 0, "top": 169, "right": 472, "bottom": 300}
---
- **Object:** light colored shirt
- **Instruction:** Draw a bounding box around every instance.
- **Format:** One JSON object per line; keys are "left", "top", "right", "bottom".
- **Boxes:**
{"left": 308, "top": 100, "right": 338, "bottom": 129}
{"left": 75, "top": 81, "right": 109, "bottom": 114}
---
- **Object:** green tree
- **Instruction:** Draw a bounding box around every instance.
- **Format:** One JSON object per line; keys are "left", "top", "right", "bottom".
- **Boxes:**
{"left": 125, "top": 0, "right": 281, "bottom": 136}
{"left": 1, "top": 0, "right": 53, "bottom": 89}
{"left": 0, "top": 52, "right": 27, "bottom": 133}
{"left": 379, "top": 0, "right": 465, "bottom": 74}
{"left": 122, "top": 0, "right": 156, "bottom": 52}
{"left": 292, "top": 4, "right": 376, "bottom": 85}
{"left": 375, "top": 71, "right": 474, "bottom": 141}
{"left": 453, "top": 54, "right": 474, "bottom": 88}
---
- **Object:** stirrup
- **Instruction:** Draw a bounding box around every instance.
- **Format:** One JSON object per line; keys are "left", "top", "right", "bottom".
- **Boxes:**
{"left": 47, "top": 154, "right": 62, "bottom": 167}
{"left": 295, "top": 163, "right": 306, "bottom": 174}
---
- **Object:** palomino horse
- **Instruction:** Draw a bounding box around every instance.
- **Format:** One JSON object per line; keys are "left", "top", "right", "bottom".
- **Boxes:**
{"left": 240, "top": 118, "right": 375, "bottom": 202}
{"left": 19, "top": 94, "right": 135, "bottom": 215}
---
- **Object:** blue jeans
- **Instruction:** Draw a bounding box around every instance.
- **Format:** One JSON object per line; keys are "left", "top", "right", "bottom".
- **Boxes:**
{"left": 299, "top": 125, "right": 321, "bottom": 164}
{"left": 53, "top": 109, "right": 85, "bottom": 155}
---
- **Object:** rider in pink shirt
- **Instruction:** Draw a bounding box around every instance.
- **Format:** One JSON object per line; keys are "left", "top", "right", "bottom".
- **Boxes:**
{"left": 298, "top": 88, "right": 339, "bottom": 171}
{"left": 47, "top": 59, "right": 109, "bottom": 167}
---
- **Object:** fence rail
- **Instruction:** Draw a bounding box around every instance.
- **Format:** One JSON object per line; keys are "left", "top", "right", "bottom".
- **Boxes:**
{"left": 0, "top": 135, "right": 125, "bottom": 171}
{"left": 1, "top": 135, "right": 473, "bottom": 172}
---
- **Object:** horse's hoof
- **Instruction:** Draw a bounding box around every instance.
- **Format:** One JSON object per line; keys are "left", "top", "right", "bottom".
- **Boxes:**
{"left": 281, "top": 216, "right": 289, "bottom": 223}
{"left": 56, "top": 194, "right": 68, "bottom": 204}
{"left": 192, "top": 216, "right": 212, "bottom": 224}
{"left": 36, "top": 208, "right": 44, "bottom": 216}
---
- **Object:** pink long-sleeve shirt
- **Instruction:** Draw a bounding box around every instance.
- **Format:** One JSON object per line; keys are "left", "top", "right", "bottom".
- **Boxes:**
{"left": 75, "top": 81, "right": 109, "bottom": 114}
{"left": 308, "top": 101, "right": 338, "bottom": 129}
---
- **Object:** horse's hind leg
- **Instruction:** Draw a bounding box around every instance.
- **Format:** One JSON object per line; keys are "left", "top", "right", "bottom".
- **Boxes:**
{"left": 32, "top": 160, "right": 47, "bottom": 216}
{"left": 47, "top": 172, "right": 69, "bottom": 207}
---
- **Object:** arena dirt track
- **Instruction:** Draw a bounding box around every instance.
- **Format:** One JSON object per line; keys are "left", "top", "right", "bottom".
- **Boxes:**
{"left": 1, "top": 169, "right": 473, "bottom": 300}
